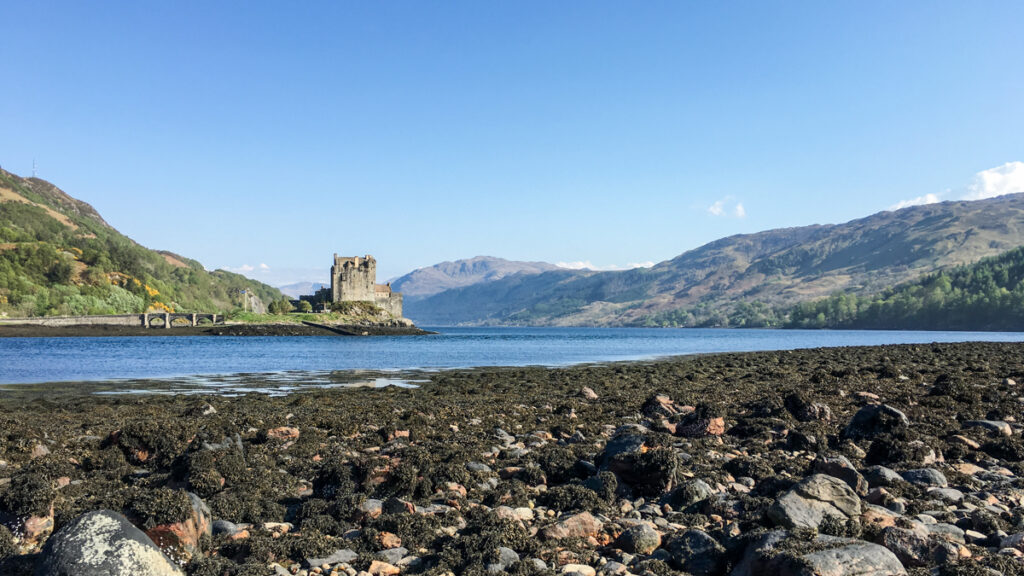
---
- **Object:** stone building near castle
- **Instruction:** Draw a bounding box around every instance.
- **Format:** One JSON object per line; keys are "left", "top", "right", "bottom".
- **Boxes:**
{"left": 304, "top": 254, "right": 403, "bottom": 317}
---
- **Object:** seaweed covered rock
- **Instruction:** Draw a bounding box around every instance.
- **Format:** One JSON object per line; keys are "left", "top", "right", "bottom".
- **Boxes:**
{"left": 143, "top": 492, "right": 212, "bottom": 564}
{"left": 785, "top": 392, "right": 833, "bottom": 423}
{"left": 663, "top": 529, "right": 725, "bottom": 576}
{"left": 110, "top": 419, "right": 196, "bottom": 468}
{"left": 597, "top": 430, "right": 680, "bottom": 497}
{"left": 733, "top": 531, "right": 905, "bottom": 576}
{"left": 675, "top": 405, "right": 726, "bottom": 438}
{"left": 35, "top": 510, "right": 184, "bottom": 576}
{"left": 842, "top": 405, "right": 910, "bottom": 441}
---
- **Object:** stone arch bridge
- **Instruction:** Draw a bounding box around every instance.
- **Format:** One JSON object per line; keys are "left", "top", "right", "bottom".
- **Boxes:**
{"left": 0, "top": 313, "right": 224, "bottom": 329}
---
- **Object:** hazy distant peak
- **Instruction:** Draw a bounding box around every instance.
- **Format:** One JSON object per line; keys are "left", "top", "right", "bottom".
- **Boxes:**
{"left": 277, "top": 281, "right": 328, "bottom": 299}
{"left": 390, "top": 256, "right": 561, "bottom": 299}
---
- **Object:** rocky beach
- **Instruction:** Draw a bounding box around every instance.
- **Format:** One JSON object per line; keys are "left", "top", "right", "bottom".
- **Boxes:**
{"left": 2, "top": 341, "right": 1024, "bottom": 575}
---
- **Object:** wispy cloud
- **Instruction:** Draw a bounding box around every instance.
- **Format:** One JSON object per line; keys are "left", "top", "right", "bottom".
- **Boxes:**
{"left": 708, "top": 196, "right": 746, "bottom": 218}
{"left": 889, "top": 193, "right": 940, "bottom": 211}
{"left": 962, "top": 161, "right": 1024, "bottom": 200}
{"left": 557, "top": 261, "right": 654, "bottom": 271}
{"left": 887, "top": 161, "right": 1024, "bottom": 212}
{"left": 221, "top": 264, "right": 327, "bottom": 287}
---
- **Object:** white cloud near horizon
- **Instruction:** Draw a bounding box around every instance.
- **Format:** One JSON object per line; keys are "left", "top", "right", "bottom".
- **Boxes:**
{"left": 963, "top": 161, "right": 1024, "bottom": 200}
{"left": 221, "top": 264, "right": 327, "bottom": 288}
{"left": 888, "top": 161, "right": 1024, "bottom": 212}
{"left": 889, "top": 193, "right": 941, "bottom": 211}
{"left": 708, "top": 196, "right": 746, "bottom": 218}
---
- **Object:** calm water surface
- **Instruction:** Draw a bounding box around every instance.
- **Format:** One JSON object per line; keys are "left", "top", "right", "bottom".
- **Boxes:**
{"left": 2, "top": 327, "right": 1024, "bottom": 387}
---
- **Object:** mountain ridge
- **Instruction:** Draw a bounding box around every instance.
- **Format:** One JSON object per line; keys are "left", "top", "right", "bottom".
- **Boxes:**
{"left": 390, "top": 255, "right": 562, "bottom": 300}
{"left": 404, "top": 195, "right": 1024, "bottom": 326}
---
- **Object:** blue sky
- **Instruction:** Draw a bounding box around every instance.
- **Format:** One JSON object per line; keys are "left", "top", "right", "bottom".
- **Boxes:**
{"left": 2, "top": 2, "right": 1022, "bottom": 284}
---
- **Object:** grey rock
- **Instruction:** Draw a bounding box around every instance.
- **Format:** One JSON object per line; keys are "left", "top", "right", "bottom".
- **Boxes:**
{"left": 486, "top": 546, "right": 520, "bottom": 573}
{"left": 377, "top": 546, "right": 408, "bottom": 564}
{"left": 526, "top": 558, "right": 548, "bottom": 572}
{"left": 926, "top": 523, "right": 965, "bottom": 544}
{"left": 799, "top": 541, "right": 906, "bottom": 576}
{"left": 901, "top": 468, "right": 948, "bottom": 487}
{"left": 730, "top": 530, "right": 788, "bottom": 576}
{"left": 843, "top": 404, "right": 910, "bottom": 440}
{"left": 664, "top": 529, "right": 724, "bottom": 576}
{"left": 928, "top": 487, "right": 965, "bottom": 504}
{"left": 964, "top": 420, "right": 1013, "bottom": 437}
{"left": 614, "top": 523, "right": 661, "bottom": 555}
{"left": 34, "top": 510, "right": 184, "bottom": 576}
{"left": 768, "top": 474, "right": 862, "bottom": 530}
{"left": 814, "top": 454, "right": 869, "bottom": 496}
{"left": 211, "top": 520, "right": 240, "bottom": 536}
{"left": 864, "top": 466, "right": 903, "bottom": 488}
{"left": 305, "top": 549, "right": 357, "bottom": 568}
{"left": 466, "top": 462, "right": 492, "bottom": 473}
{"left": 731, "top": 532, "right": 904, "bottom": 576}
{"left": 930, "top": 541, "right": 961, "bottom": 565}
{"left": 494, "top": 428, "right": 516, "bottom": 446}
{"left": 599, "top": 561, "right": 628, "bottom": 575}
{"left": 881, "top": 526, "right": 937, "bottom": 567}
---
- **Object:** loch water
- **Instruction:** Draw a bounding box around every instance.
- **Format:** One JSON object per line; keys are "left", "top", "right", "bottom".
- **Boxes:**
{"left": 2, "top": 327, "right": 1024, "bottom": 388}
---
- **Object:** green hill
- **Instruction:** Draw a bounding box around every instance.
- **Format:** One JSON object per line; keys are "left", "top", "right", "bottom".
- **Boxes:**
{"left": 406, "top": 194, "right": 1024, "bottom": 326}
{"left": 788, "top": 245, "right": 1024, "bottom": 331}
{"left": 0, "top": 168, "right": 280, "bottom": 317}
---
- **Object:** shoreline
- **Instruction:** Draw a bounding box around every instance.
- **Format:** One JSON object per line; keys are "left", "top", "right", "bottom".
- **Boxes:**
{"left": 0, "top": 322, "right": 435, "bottom": 338}
{"left": 2, "top": 341, "right": 1024, "bottom": 574}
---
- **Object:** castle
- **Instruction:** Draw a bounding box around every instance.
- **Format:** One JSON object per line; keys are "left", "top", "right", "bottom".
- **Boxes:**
{"left": 304, "top": 254, "right": 403, "bottom": 317}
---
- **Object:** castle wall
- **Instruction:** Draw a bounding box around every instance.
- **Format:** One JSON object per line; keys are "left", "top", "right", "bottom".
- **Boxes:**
{"left": 331, "top": 255, "right": 376, "bottom": 303}
{"left": 327, "top": 253, "right": 404, "bottom": 318}
{"left": 375, "top": 292, "right": 403, "bottom": 318}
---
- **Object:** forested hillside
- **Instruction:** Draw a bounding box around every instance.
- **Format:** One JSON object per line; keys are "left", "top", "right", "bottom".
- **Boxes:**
{"left": 788, "top": 245, "right": 1024, "bottom": 330}
{"left": 0, "top": 169, "right": 280, "bottom": 317}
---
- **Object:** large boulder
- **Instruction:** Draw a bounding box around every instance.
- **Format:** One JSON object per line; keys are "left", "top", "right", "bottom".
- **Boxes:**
{"left": 842, "top": 405, "right": 909, "bottom": 441}
{"left": 768, "top": 474, "right": 861, "bottom": 530}
{"left": 731, "top": 531, "right": 905, "bottom": 576}
{"left": 664, "top": 529, "right": 725, "bottom": 576}
{"left": 798, "top": 541, "right": 906, "bottom": 576}
{"left": 597, "top": 430, "right": 679, "bottom": 496}
{"left": 35, "top": 510, "right": 184, "bottom": 576}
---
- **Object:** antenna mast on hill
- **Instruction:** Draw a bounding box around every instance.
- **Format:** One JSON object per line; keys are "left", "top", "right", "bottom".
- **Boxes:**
{"left": 32, "top": 158, "right": 37, "bottom": 177}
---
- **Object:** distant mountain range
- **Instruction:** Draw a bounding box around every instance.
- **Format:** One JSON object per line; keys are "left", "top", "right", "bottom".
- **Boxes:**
{"left": 403, "top": 194, "right": 1024, "bottom": 326}
{"left": 278, "top": 282, "right": 328, "bottom": 299}
{"left": 389, "top": 256, "right": 562, "bottom": 300}
{"left": 0, "top": 169, "right": 281, "bottom": 316}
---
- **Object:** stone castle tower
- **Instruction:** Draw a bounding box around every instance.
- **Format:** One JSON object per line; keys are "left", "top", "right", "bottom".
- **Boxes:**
{"left": 328, "top": 254, "right": 403, "bottom": 317}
